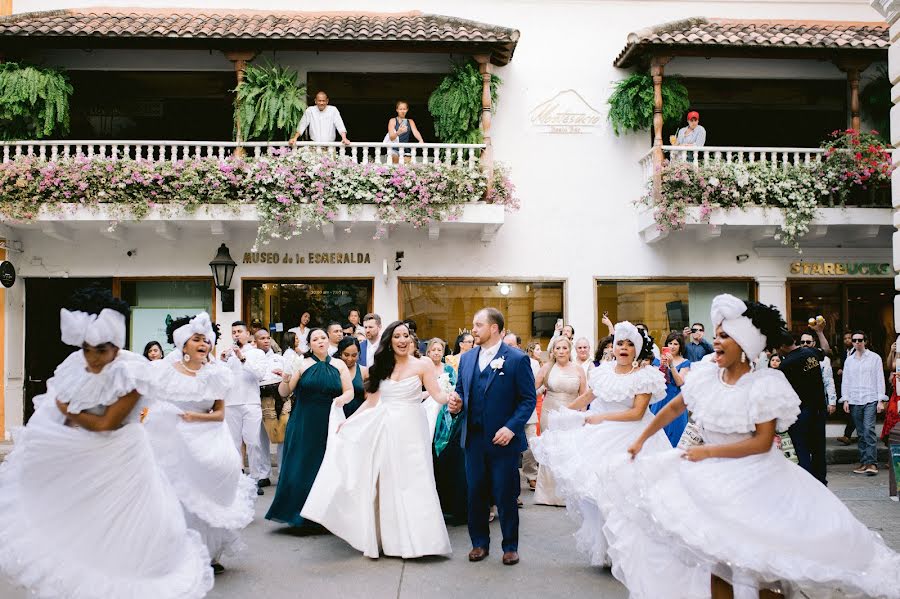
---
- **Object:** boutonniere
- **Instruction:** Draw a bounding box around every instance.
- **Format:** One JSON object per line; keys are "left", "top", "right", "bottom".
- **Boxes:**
{"left": 490, "top": 357, "right": 506, "bottom": 373}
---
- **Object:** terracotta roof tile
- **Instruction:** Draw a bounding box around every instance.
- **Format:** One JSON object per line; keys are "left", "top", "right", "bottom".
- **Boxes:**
{"left": 0, "top": 7, "right": 519, "bottom": 63}
{"left": 615, "top": 17, "right": 888, "bottom": 67}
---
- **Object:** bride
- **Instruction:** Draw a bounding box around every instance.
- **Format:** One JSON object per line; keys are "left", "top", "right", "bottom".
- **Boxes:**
{"left": 301, "top": 320, "right": 453, "bottom": 558}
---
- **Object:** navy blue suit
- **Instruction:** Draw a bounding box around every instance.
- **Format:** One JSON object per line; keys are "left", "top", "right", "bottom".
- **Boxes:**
{"left": 455, "top": 342, "right": 536, "bottom": 553}
{"left": 358, "top": 340, "right": 372, "bottom": 367}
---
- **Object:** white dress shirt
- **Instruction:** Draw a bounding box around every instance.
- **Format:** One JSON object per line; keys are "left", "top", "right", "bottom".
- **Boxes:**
{"left": 282, "top": 348, "right": 304, "bottom": 375}
{"left": 223, "top": 345, "right": 266, "bottom": 406}
{"left": 258, "top": 348, "right": 284, "bottom": 386}
{"left": 478, "top": 339, "right": 504, "bottom": 371}
{"left": 365, "top": 339, "right": 379, "bottom": 367}
{"left": 296, "top": 105, "right": 347, "bottom": 142}
{"left": 841, "top": 349, "right": 887, "bottom": 405}
{"left": 287, "top": 326, "right": 310, "bottom": 354}
{"left": 328, "top": 344, "right": 338, "bottom": 357}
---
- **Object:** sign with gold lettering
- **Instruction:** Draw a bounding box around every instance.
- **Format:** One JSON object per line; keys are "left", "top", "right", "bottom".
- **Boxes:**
{"left": 243, "top": 251, "right": 371, "bottom": 265}
{"left": 530, "top": 90, "right": 602, "bottom": 134}
{"left": 789, "top": 262, "right": 891, "bottom": 276}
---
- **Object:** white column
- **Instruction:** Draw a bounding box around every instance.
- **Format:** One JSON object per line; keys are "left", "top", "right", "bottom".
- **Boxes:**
{"left": 873, "top": 0, "right": 900, "bottom": 346}
{"left": 755, "top": 276, "right": 787, "bottom": 318}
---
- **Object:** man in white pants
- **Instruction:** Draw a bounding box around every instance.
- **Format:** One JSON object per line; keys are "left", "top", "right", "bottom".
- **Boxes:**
{"left": 222, "top": 320, "right": 272, "bottom": 495}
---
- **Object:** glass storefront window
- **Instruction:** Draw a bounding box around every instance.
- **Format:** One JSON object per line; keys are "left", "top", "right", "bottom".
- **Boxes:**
{"left": 119, "top": 279, "right": 214, "bottom": 354}
{"left": 596, "top": 280, "right": 753, "bottom": 345}
{"left": 789, "top": 280, "right": 893, "bottom": 358}
{"left": 400, "top": 279, "right": 563, "bottom": 347}
{"left": 243, "top": 279, "right": 373, "bottom": 342}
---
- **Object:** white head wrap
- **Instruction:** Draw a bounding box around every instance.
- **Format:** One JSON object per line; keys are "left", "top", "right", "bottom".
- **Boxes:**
{"left": 172, "top": 312, "right": 215, "bottom": 352}
{"left": 710, "top": 294, "right": 767, "bottom": 360}
{"left": 613, "top": 321, "right": 643, "bottom": 357}
{"left": 60, "top": 308, "right": 126, "bottom": 349}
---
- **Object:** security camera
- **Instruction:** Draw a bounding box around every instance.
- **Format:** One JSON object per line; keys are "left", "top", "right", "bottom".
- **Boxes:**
{"left": 735, "top": 254, "right": 749, "bottom": 263}
{"left": 126, "top": 249, "right": 137, "bottom": 257}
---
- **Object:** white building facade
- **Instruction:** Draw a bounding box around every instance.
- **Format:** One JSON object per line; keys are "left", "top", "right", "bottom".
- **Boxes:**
{"left": 0, "top": 0, "right": 893, "bottom": 436}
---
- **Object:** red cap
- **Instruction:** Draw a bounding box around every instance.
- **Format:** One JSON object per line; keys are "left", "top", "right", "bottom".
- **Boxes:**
{"left": 687, "top": 111, "right": 700, "bottom": 121}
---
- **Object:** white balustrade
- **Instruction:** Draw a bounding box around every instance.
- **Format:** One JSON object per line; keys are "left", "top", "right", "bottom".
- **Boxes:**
{"left": 0, "top": 140, "right": 485, "bottom": 171}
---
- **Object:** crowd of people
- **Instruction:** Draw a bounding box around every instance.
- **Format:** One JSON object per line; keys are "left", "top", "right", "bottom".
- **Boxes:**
{"left": 2, "top": 287, "right": 900, "bottom": 599}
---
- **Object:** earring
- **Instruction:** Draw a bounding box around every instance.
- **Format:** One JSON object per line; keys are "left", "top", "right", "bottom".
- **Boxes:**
{"left": 183, "top": 353, "right": 190, "bottom": 363}
{"left": 740, "top": 352, "right": 746, "bottom": 363}
{"left": 632, "top": 359, "right": 639, "bottom": 368}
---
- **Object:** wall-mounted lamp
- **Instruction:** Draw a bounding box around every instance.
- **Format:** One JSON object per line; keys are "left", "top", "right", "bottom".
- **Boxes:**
{"left": 499, "top": 283, "right": 511, "bottom": 296}
{"left": 209, "top": 243, "right": 237, "bottom": 312}
{"left": 736, "top": 254, "right": 750, "bottom": 263}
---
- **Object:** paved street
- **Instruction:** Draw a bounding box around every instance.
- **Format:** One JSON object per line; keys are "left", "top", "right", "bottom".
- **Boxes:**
{"left": 1, "top": 464, "right": 897, "bottom": 599}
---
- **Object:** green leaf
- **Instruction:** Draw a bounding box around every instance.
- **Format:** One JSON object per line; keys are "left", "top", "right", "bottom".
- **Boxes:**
{"left": 607, "top": 71, "right": 690, "bottom": 136}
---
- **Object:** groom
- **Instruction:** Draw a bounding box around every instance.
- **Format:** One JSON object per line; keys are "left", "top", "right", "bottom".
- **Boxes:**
{"left": 449, "top": 307, "right": 536, "bottom": 565}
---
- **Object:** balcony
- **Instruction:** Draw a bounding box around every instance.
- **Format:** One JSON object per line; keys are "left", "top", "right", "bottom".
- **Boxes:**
{"left": 0, "top": 139, "right": 510, "bottom": 244}
{"left": 637, "top": 145, "right": 893, "bottom": 248}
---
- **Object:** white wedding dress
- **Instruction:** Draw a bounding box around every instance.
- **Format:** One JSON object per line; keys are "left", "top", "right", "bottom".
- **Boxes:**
{"left": 0, "top": 350, "right": 214, "bottom": 599}
{"left": 301, "top": 375, "right": 452, "bottom": 558}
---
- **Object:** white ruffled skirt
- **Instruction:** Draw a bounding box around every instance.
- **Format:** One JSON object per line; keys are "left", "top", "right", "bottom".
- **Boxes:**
{"left": 603, "top": 447, "right": 900, "bottom": 599}
{"left": 0, "top": 405, "right": 213, "bottom": 599}
{"left": 532, "top": 407, "right": 672, "bottom": 566}
{"left": 144, "top": 401, "right": 256, "bottom": 561}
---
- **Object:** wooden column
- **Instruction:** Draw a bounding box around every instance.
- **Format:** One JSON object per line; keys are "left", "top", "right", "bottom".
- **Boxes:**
{"left": 836, "top": 59, "right": 871, "bottom": 133}
{"left": 650, "top": 56, "right": 671, "bottom": 200}
{"left": 224, "top": 50, "right": 259, "bottom": 152}
{"left": 474, "top": 55, "right": 494, "bottom": 198}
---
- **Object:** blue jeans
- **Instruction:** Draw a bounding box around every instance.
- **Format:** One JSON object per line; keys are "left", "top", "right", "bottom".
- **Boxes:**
{"left": 788, "top": 407, "right": 827, "bottom": 485}
{"left": 849, "top": 402, "right": 878, "bottom": 465}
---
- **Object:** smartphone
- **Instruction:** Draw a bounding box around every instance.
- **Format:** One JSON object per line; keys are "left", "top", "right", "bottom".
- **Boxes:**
{"left": 603, "top": 310, "right": 609, "bottom": 317}
{"left": 556, "top": 318, "right": 564, "bottom": 328}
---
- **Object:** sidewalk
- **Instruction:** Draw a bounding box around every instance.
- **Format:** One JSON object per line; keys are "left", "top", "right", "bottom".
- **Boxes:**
{"left": 825, "top": 423, "right": 890, "bottom": 465}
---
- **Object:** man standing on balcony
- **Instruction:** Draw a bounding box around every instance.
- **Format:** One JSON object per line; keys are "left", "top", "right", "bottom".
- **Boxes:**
{"left": 289, "top": 91, "right": 351, "bottom": 146}
{"left": 675, "top": 110, "right": 706, "bottom": 147}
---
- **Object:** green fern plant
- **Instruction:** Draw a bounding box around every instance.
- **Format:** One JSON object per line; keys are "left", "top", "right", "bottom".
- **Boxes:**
{"left": 234, "top": 61, "right": 307, "bottom": 141}
{"left": 0, "top": 62, "right": 73, "bottom": 140}
{"left": 607, "top": 72, "right": 690, "bottom": 136}
{"left": 428, "top": 60, "right": 501, "bottom": 144}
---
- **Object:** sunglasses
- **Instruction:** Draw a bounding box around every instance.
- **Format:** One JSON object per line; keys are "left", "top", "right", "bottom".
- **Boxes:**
{"left": 691, "top": 328, "right": 703, "bottom": 333}
{"left": 852, "top": 338, "right": 865, "bottom": 343}
{"left": 801, "top": 340, "right": 815, "bottom": 345}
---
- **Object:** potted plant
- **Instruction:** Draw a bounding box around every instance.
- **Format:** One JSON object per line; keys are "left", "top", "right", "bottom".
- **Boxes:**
{"left": 607, "top": 72, "right": 689, "bottom": 136}
{"left": 0, "top": 62, "right": 73, "bottom": 140}
{"left": 234, "top": 61, "right": 307, "bottom": 142}
{"left": 427, "top": 60, "right": 501, "bottom": 144}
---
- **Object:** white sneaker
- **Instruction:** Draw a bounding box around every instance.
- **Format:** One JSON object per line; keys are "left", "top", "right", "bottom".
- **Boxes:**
{"left": 890, "top": 496, "right": 899, "bottom": 502}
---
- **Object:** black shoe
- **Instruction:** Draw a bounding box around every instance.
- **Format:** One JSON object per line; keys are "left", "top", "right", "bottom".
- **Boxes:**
{"left": 257, "top": 478, "right": 272, "bottom": 488}
{"left": 211, "top": 563, "right": 225, "bottom": 575}
{"left": 256, "top": 485, "right": 264, "bottom": 496}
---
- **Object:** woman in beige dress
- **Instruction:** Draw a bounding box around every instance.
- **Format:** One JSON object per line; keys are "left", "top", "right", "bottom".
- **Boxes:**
{"left": 533, "top": 336, "right": 586, "bottom": 506}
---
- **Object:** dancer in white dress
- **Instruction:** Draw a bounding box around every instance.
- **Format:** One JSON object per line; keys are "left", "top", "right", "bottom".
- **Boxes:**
{"left": 301, "top": 320, "right": 452, "bottom": 558}
{"left": 141, "top": 312, "right": 256, "bottom": 574}
{"left": 533, "top": 322, "right": 669, "bottom": 566}
{"left": 614, "top": 294, "right": 900, "bottom": 599}
{"left": 0, "top": 289, "right": 213, "bottom": 599}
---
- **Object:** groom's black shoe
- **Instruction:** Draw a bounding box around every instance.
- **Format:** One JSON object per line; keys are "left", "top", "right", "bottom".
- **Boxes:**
{"left": 468, "top": 547, "right": 489, "bottom": 562}
{"left": 502, "top": 551, "right": 519, "bottom": 566}
{"left": 257, "top": 478, "right": 272, "bottom": 488}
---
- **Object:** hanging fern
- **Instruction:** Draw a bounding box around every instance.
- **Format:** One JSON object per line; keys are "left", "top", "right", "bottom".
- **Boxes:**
{"left": 427, "top": 60, "right": 501, "bottom": 144}
{"left": 234, "top": 61, "right": 307, "bottom": 142}
{"left": 860, "top": 66, "right": 890, "bottom": 143}
{"left": 0, "top": 62, "right": 73, "bottom": 140}
{"left": 607, "top": 72, "right": 690, "bottom": 136}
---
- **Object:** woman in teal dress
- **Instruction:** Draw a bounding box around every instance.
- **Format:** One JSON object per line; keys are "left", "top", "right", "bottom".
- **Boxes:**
{"left": 335, "top": 336, "right": 367, "bottom": 418}
{"left": 266, "top": 328, "right": 353, "bottom": 527}
{"left": 425, "top": 338, "right": 467, "bottom": 525}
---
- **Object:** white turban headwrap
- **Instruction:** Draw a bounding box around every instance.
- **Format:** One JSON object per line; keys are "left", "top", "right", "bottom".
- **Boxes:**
{"left": 60, "top": 308, "right": 126, "bottom": 349}
{"left": 710, "top": 294, "right": 767, "bottom": 360}
{"left": 613, "top": 321, "right": 643, "bottom": 357}
{"left": 172, "top": 312, "right": 215, "bottom": 352}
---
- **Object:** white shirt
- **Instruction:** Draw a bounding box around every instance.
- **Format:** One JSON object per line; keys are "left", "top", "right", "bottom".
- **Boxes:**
{"left": 296, "top": 105, "right": 347, "bottom": 142}
{"left": 365, "top": 338, "right": 379, "bottom": 366}
{"left": 258, "top": 348, "right": 284, "bottom": 386}
{"left": 287, "top": 326, "right": 310, "bottom": 354}
{"left": 328, "top": 344, "right": 338, "bottom": 357}
{"left": 478, "top": 339, "right": 503, "bottom": 371}
{"left": 223, "top": 345, "right": 266, "bottom": 406}
{"left": 841, "top": 349, "right": 887, "bottom": 405}
{"left": 282, "top": 348, "right": 304, "bottom": 375}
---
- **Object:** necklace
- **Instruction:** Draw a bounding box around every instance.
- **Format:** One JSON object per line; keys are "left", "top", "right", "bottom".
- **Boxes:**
{"left": 181, "top": 361, "right": 202, "bottom": 373}
{"left": 614, "top": 363, "right": 637, "bottom": 375}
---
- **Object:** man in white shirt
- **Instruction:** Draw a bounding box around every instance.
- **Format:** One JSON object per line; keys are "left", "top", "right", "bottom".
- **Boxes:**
{"left": 288, "top": 91, "right": 350, "bottom": 145}
{"left": 221, "top": 321, "right": 272, "bottom": 494}
{"left": 255, "top": 330, "right": 285, "bottom": 470}
{"left": 348, "top": 308, "right": 365, "bottom": 337}
{"left": 326, "top": 321, "right": 344, "bottom": 356}
{"left": 841, "top": 330, "right": 887, "bottom": 476}
{"left": 360, "top": 313, "right": 381, "bottom": 367}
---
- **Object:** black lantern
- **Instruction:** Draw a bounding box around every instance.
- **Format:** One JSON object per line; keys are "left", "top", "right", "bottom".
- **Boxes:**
{"left": 209, "top": 243, "right": 237, "bottom": 312}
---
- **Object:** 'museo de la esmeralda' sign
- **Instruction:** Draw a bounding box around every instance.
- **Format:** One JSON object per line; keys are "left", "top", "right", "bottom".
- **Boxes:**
{"left": 244, "top": 251, "right": 371, "bottom": 265}
{"left": 790, "top": 262, "right": 890, "bottom": 276}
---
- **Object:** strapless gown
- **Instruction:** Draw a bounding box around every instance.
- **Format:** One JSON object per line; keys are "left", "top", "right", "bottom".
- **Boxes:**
{"left": 301, "top": 376, "right": 452, "bottom": 558}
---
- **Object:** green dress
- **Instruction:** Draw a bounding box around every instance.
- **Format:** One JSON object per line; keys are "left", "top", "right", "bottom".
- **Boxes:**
{"left": 266, "top": 354, "right": 341, "bottom": 527}
{"left": 342, "top": 365, "right": 365, "bottom": 418}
